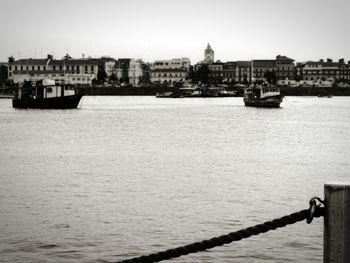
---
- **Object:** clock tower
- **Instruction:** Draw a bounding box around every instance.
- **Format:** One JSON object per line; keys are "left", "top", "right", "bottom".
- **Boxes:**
{"left": 204, "top": 43, "right": 214, "bottom": 63}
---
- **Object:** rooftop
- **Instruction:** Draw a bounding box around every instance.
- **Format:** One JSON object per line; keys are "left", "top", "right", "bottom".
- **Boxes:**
{"left": 9, "top": 58, "right": 99, "bottom": 66}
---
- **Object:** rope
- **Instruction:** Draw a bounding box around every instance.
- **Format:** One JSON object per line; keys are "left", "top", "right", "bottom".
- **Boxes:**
{"left": 116, "top": 199, "right": 324, "bottom": 263}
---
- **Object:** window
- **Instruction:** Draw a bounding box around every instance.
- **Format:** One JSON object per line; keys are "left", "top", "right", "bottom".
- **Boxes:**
{"left": 15, "top": 66, "right": 17, "bottom": 70}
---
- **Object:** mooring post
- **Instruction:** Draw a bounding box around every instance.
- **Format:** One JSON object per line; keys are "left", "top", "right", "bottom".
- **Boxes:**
{"left": 324, "top": 182, "right": 350, "bottom": 263}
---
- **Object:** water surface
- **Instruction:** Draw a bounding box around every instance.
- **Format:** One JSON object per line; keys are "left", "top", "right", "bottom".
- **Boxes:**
{"left": 0, "top": 96, "right": 349, "bottom": 262}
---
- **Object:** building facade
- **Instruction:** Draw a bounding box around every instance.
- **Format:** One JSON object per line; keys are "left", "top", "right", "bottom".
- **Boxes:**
{"left": 252, "top": 56, "right": 295, "bottom": 81}
{"left": 113, "top": 58, "right": 144, "bottom": 86}
{"left": 150, "top": 58, "right": 190, "bottom": 84}
{"left": 8, "top": 58, "right": 99, "bottom": 85}
{"left": 236, "top": 61, "right": 252, "bottom": 83}
{"left": 297, "top": 59, "right": 350, "bottom": 83}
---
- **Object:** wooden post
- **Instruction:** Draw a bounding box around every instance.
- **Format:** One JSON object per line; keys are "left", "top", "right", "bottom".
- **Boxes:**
{"left": 324, "top": 182, "right": 350, "bottom": 263}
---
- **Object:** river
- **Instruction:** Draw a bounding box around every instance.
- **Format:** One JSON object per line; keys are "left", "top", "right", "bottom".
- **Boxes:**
{"left": 0, "top": 96, "right": 349, "bottom": 262}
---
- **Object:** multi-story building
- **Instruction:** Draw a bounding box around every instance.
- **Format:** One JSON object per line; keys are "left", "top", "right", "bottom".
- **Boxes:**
{"left": 150, "top": 58, "right": 190, "bottom": 84}
{"left": 252, "top": 59, "right": 276, "bottom": 80}
{"left": 222, "top": 62, "right": 237, "bottom": 83}
{"left": 113, "top": 58, "right": 144, "bottom": 86}
{"left": 297, "top": 59, "right": 350, "bottom": 83}
{"left": 275, "top": 55, "right": 295, "bottom": 80}
{"left": 252, "top": 56, "right": 294, "bottom": 81}
{"left": 208, "top": 62, "right": 223, "bottom": 83}
{"left": 236, "top": 61, "right": 252, "bottom": 83}
{"left": 92, "top": 57, "right": 117, "bottom": 77}
{"left": 8, "top": 58, "right": 99, "bottom": 85}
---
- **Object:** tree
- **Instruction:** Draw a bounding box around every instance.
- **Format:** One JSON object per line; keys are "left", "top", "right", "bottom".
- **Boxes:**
{"left": 63, "top": 53, "right": 72, "bottom": 60}
{"left": 109, "top": 73, "right": 117, "bottom": 81}
{"left": 47, "top": 54, "right": 53, "bottom": 60}
{"left": 194, "top": 64, "right": 210, "bottom": 84}
{"left": 0, "top": 65, "right": 8, "bottom": 85}
{"left": 8, "top": 56, "right": 15, "bottom": 63}
{"left": 97, "top": 67, "right": 107, "bottom": 83}
{"left": 187, "top": 65, "right": 195, "bottom": 81}
{"left": 264, "top": 71, "right": 277, "bottom": 85}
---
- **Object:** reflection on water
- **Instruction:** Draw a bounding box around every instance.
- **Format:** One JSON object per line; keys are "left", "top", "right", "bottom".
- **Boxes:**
{"left": 0, "top": 96, "right": 349, "bottom": 262}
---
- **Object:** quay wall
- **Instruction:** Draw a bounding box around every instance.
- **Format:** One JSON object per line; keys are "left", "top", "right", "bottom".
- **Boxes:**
{"left": 2, "top": 85, "right": 350, "bottom": 97}
{"left": 76, "top": 86, "right": 350, "bottom": 96}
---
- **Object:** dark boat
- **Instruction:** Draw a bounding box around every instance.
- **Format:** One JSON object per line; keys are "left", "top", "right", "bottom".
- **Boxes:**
{"left": 156, "top": 91, "right": 183, "bottom": 98}
{"left": 243, "top": 84, "right": 283, "bottom": 108}
{"left": 12, "top": 79, "right": 83, "bottom": 109}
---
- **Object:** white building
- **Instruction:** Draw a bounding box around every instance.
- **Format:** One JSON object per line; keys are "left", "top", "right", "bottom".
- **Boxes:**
{"left": 8, "top": 58, "right": 99, "bottom": 85}
{"left": 150, "top": 58, "right": 190, "bottom": 84}
{"left": 113, "top": 58, "right": 144, "bottom": 86}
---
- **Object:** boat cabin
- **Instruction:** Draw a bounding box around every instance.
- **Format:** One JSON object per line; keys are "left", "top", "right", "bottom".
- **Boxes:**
{"left": 16, "top": 79, "right": 75, "bottom": 100}
{"left": 244, "top": 85, "right": 280, "bottom": 100}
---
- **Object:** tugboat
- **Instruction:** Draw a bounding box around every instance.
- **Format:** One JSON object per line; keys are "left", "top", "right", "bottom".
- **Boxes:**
{"left": 12, "top": 79, "right": 84, "bottom": 109}
{"left": 243, "top": 82, "right": 283, "bottom": 108}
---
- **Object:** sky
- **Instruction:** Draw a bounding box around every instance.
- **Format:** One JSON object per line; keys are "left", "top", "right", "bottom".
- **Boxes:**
{"left": 1, "top": 0, "right": 350, "bottom": 64}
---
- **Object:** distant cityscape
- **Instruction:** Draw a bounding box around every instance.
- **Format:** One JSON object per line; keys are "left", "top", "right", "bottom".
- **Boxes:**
{"left": 1, "top": 44, "right": 350, "bottom": 89}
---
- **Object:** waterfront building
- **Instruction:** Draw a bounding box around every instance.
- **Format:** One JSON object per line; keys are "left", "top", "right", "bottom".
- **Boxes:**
{"left": 222, "top": 62, "right": 237, "bottom": 83}
{"left": 252, "top": 55, "right": 295, "bottom": 81}
{"left": 92, "top": 57, "right": 117, "bottom": 77}
{"left": 208, "top": 62, "right": 224, "bottom": 83}
{"left": 113, "top": 58, "right": 144, "bottom": 86}
{"left": 8, "top": 58, "right": 99, "bottom": 85}
{"left": 236, "top": 61, "right": 252, "bottom": 83}
{"left": 275, "top": 55, "right": 295, "bottom": 80}
{"left": 297, "top": 59, "right": 350, "bottom": 83}
{"left": 150, "top": 58, "right": 190, "bottom": 84}
{"left": 252, "top": 59, "right": 276, "bottom": 80}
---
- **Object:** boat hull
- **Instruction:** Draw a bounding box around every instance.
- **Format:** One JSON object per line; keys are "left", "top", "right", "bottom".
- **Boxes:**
{"left": 244, "top": 96, "right": 282, "bottom": 108}
{"left": 12, "top": 94, "right": 84, "bottom": 109}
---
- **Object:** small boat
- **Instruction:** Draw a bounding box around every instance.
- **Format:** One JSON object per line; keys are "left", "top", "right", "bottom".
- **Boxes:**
{"left": 317, "top": 94, "right": 333, "bottom": 98}
{"left": 179, "top": 86, "right": 201, "bottom": 97}
{"left": 155, "top": 91, "right": 183, "bottom": 98}
{"left": 243, "top": 84, "right": 283, "bottom": 108}
{"left": 218, "top": 90, "right": 237, "bottom": 97}
{"left": 12, "top": 79, "right": 83, "bottom": 109}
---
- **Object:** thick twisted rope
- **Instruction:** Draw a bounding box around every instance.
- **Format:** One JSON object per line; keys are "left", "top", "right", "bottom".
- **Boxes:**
{"left": 116, "top": 200, "right": 324, "bottom": 263}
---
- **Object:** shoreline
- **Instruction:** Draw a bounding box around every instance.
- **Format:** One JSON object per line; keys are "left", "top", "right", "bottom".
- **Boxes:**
{"left": 2, "top": 86, "right": 350, "bottom": 97}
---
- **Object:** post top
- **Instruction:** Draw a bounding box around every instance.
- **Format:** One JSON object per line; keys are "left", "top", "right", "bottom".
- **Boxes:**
{"left": 325, "top": 182, "right": 350, "bottom": 186}
{"left": 325, "top": 182, "right": 350, "bottom": 192}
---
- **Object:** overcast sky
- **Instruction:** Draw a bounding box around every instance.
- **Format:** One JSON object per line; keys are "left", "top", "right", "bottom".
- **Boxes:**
{"left": 1, "top": 0, "right": 349, "bottom": 63}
